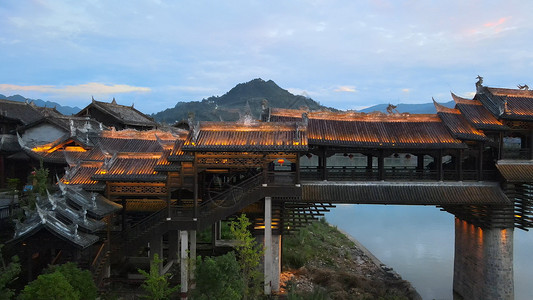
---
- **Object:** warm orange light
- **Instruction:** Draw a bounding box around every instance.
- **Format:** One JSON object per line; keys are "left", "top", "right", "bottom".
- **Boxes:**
{"left": 64, "top": 146, "right": 87, "bottom": 152}
{"left": 277, "top": 158, "right": 285, "bottom": 165}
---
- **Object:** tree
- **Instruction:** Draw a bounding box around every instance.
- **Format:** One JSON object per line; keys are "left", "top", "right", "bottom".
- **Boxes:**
{"left": 45, "top": 263, "right": 97, "bottom": 300}
{"left": 192, "top": 252, "right": 243, "bottom": 300}
{"left": 0, "top": 244, "right": 21, "bottom": 300}
{"left": 19, "top": 271, "right": 79, "bottom": 300}
{"left": 30, "top": 159, "right": 49, "bottom": 197}
{"left": 229, "top": 214, "right": 264, "bottom": 300}
{"left": 138, "top": 254, "right": 179, "bottom": 300}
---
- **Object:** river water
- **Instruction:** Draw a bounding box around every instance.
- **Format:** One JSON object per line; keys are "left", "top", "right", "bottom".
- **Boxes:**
{"left": 325, "top": 205, "right": 533, "bottom": 300}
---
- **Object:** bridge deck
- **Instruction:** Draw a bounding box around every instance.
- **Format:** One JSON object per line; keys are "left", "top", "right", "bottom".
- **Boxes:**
{"left": 300, "top": 181, "right": 510, "bottom": 206}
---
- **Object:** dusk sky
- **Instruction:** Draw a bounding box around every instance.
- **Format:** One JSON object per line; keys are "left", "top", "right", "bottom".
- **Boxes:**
{"left": 1, "top": 0, "right": 532, "bottom": 114}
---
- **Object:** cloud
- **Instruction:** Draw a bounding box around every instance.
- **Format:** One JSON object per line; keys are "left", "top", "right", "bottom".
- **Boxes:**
{"left": 0, "top": 83, "right": 150, "bottom": 96}
{"left": 401, "top": 88, "right": 410, "bottom": 93}
{"left": 334, "top": 86, "right": 357, "bottom": 92}
{"left": 484, "top": 17, "right": 507, "bottom": 28}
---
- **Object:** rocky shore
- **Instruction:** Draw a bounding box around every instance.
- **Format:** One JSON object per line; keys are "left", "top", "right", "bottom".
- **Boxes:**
{"left": 281, "top": 219, "right": 422, "bottom": 300}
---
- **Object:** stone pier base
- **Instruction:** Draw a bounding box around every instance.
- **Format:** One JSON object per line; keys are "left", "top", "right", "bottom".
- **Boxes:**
{"left": 453, "top": 219, "right": 514, "bottom": 300}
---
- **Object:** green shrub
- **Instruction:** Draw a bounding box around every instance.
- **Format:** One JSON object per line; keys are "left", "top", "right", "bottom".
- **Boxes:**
{"left": 19, "top": 271, "right": 79, "bottom": 300}
{"left": 193, "top": 252, "right": 243, "bottom": 300}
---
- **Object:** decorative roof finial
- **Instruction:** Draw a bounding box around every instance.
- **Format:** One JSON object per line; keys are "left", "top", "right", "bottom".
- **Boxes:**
{"left": 475, "top": 75, "right": 484, "bottom": 93}
{"left": 92, "top": 96, "right": 95, "bottom": 102}
{"left": 517, "top": 84, "right": 529, "bottom": 91}
{"left": 111, "top": 97, "right": 117, "bottom": 104}
{"left": 386, "top": 104, "right": 399, "bottom": 114}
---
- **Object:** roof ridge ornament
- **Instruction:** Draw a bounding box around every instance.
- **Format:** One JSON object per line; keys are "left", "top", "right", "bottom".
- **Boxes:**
{"left": 517, "top": 84, "right": 529, "bottom": 91}
{"left": 476, "top": 75, "right": 484, "bottom": 93}
{"left": 386, "top": 103, "right": 399, "bottom": 114}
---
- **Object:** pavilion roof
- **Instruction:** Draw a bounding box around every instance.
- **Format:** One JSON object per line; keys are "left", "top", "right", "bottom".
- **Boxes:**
{"left": 77, "top": 99, "right": 157, "bottom": 128}
{"left": 433, "top": 100, "right": 488, "bottom": 142}
{"left": 62, "top": 161, "right": 103, "bottom": 187}
{"left": 452, "top": 93, "right": 508, "bottom": 131}
{"left": 476, "top": 87, "right": 533, "bottom": 121}
{"left": 268, "top": 108, "right": 466, "bottom": 149}
{"left": 182, "top": 121, "right": 307, "bottom": 152}
{"left": 91, "top": 153, "right": 167, "bottom": 181}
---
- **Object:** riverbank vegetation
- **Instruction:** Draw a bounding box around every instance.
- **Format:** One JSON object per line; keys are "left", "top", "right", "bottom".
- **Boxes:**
{"left": 282, "top": 218, "right": 419, "bottom": 300}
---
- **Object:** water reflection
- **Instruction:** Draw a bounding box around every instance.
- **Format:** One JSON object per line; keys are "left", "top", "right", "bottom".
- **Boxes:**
{"left": 325, "top": 205, "right": 533, "bottom": 300}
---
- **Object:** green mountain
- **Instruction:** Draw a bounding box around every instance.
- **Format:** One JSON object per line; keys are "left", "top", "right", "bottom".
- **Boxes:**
{"left": 152, "top": 78, "right": 334, "bottom": 123}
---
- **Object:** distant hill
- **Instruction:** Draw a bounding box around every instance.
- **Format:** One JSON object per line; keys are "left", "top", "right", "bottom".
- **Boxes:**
{"left": 152, "top": 78, "right": 336, "bottom": 123}
{"left": 360, "top": 101, "right": 455, "bottom": 114}
{"left": 0, "top": 94, "right": 81, "bottom": 115}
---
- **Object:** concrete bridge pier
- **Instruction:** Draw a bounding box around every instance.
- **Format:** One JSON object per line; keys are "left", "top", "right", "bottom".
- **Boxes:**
{"left": 453, "top": 219, "right": 514, "bottom": 300}
{"left": 262, "top": 196, "right": 281, "bottom": 295}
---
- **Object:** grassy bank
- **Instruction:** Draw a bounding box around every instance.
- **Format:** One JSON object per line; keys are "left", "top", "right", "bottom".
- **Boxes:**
{"left": 282, "top": 218, "right": 419, "bottom": 300}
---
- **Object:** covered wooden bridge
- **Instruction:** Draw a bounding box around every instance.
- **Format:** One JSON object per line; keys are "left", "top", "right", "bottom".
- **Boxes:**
{"left": 9, "top": 80, "right": 533, "bottom": 299}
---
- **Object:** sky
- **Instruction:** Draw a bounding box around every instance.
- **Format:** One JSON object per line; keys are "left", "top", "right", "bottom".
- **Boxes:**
{"left": 1, "top": 0, "right": 533, "bottom": 114}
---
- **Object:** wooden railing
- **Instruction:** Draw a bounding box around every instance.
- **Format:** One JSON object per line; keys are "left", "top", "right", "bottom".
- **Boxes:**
{"left": 501, "top": 148, "right": 531, "bottom": 160}
{"left": 300, "top": 166, "right": 500, "bottom": 182}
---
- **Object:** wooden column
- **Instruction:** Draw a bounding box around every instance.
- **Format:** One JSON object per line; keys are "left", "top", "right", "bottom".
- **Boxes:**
{"left": 529, "top": 130, "right": 533, "bottom": 160}
{"left": 295, "top": 153, "right": 301, "bottom": 184}
{"left": 366, "top": 154, "right": 373, "bottom": 178}
{"left": 478, "top": 143, "right": 484, "bottom": 181}
{"left": 193, "top": 156, "right": 198, "bottom": 219}
{"left": 378, "top": 150, "right": 385, "bottom": 180}
{"left": 319, "top": 147, "right": 327, "bottom": 180}
{"left": 498, "top": 132, "right": 503, "bottom": 160}
{"left": 437, "top": 150, "right": 443, "bottom": 181}
{"left": 121, "top": 198, "right": 127, "bottom": 232}
{"left": 457, "top": 149, "right": 464, "bottom": 181}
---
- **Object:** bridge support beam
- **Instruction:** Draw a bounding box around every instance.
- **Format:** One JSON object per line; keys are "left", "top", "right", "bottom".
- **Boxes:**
{"left": 453, "top": 219, "right": 514, "bottom": 300}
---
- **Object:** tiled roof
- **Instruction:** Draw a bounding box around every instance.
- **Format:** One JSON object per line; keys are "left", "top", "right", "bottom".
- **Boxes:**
{"left": 63, "top": 184, "right": 122, "bottom": 218}
{"left": 63, "top": 162, "right": 102, "bottom": 186}
{"left": 302, "top": 181, "right": 510, "bottom": 205}
{"left": 167, "top": 138, "right": 194, "bottom": 162}
{"left": 0, "top": 99, "right": 45, "bottom": 124}
{"left": 268, "top": 109, "right": 465, "bottom": 149}
{"left": 433, "top": 100, "right": 488, "bottom": 142}
{"left": 80, "top": 100, "right": 157, "bottom": 127}
{"left": 496, "top": 160, "right": 533, "bottom": 182}
{"left": 155, "top": 149, "right": 181, "bottom": 171}
{"left": 92, "top": 153, "right": 167, "bottom": 181}
{"left": 92, "top": 129, "right": 177, "bottom": 153}
{"left": 183, "top": 121, "right": 307, "bottom": 152}
{"left": 452, "top": 93, "right": 508, "bottom": 131}
{"left": 11, "top": 205, "right": 99, "bottom": 249}
{"left": 476, "top": 87, "right": 533, "bottom": 121}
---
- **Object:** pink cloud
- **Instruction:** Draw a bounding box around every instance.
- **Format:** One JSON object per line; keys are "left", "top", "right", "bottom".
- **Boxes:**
{"left": 484, "top": 17, "right": 507, "bottom": 28}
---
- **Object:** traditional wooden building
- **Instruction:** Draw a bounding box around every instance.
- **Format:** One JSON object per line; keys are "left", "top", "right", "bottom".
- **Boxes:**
{"left": 76, "top": 98, "right": 158, "bottom": 131}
